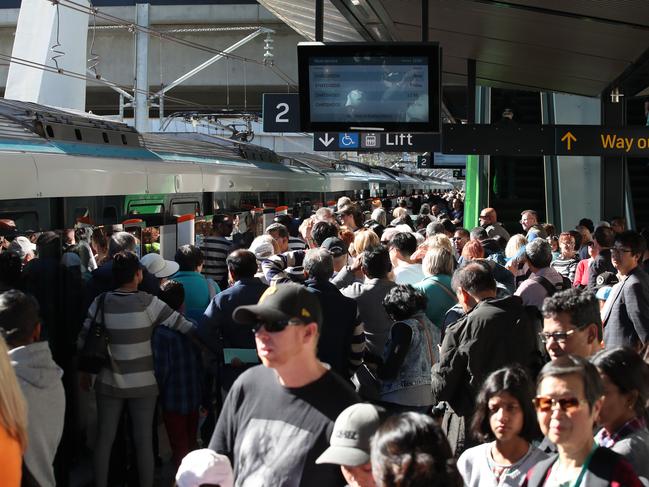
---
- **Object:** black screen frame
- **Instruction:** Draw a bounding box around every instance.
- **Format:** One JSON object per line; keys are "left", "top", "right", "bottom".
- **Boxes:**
{"left": 298, "top": 42, "right": 441, "bottom": 133}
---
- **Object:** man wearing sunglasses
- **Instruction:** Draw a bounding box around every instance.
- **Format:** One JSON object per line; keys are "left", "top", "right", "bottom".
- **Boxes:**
{"left": 209, "top": 283, "right": 359, "bottom": 487}
{"left": 602, "top": 230, "right": 649, "bottom": 350}
{"left": 540, "top": 288, "right": 602, "bottom": 362}
{"left": 479, "top": 207, "right": 510, "bottom": 241}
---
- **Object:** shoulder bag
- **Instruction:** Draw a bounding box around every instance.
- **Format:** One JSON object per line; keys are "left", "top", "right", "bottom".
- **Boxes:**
{"left": 78, "top": 292, "right": 110, "bottom": 374}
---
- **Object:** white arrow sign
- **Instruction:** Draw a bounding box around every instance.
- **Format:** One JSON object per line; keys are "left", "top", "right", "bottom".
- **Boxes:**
{"left": 318, "top": 133, "right": 335, "bottom": 147}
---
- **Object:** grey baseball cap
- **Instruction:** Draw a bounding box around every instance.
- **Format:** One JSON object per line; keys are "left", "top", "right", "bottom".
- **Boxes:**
{"left": 315, "top": 403, "right": 383, "bottom": 467}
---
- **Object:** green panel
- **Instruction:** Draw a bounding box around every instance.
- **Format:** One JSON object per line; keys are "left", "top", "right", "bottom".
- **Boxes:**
{"left": 463, "top": 154, "right": 480, "bottom": 229}
{"left": 124, "top": 194, "right": 165, "bottom": 215}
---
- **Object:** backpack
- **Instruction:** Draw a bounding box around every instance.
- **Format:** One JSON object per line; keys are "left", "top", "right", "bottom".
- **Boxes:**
{"left": 531, "top": 274, "right": 571, "bottom": 297}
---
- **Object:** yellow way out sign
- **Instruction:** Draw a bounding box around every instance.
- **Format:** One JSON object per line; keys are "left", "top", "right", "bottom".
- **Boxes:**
{"left": 555, "top": 126, "right": 649, "bottom": 156}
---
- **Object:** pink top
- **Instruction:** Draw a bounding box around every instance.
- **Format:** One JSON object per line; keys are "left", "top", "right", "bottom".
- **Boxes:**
{"left": 573, "top": 258, "right": 592, "bottom": 287}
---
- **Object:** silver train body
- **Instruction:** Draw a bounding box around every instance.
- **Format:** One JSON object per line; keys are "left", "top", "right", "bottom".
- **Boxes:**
{"left": 0, "top": 99, "right": 451, "bottom": 231}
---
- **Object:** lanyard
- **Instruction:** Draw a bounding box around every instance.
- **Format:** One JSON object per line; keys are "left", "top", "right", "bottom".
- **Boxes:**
{"left": 570, "top": 444, "right": 598, "bottom": 487}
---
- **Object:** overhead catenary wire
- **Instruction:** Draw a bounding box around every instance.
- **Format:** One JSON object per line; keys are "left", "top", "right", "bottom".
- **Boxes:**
{"left": 57, "top": 0, "right": 293, "bottom": 75}
{"left": 0, "top": 51, "right": 224, "bottom": 111}
{"left": 54, "top": 0, "right": 298, "bottom": 89}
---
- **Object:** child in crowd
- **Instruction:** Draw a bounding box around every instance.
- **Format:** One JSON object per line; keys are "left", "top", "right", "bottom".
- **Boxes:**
{"left": 153, "top": 280, "right": 203, "bottom": 468}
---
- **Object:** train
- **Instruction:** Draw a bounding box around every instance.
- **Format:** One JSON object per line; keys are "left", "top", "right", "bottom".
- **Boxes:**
{"left": 0, "top": 98, "right": 454, "bottom": 232}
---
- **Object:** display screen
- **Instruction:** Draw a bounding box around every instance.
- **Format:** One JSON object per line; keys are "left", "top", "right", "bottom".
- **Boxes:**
{"left": 298, "top": 43, "right": 440, "bottom": 133}
{"left": 309, "top": 56, "right": 429, "bottom": 124}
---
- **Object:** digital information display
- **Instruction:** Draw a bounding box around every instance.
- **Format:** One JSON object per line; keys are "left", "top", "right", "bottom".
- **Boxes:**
{"left": 298, "top": 43, "right": 440, "bottom": 133}
{"left": 309, "top": 57, "right": 429, "bottom": 125}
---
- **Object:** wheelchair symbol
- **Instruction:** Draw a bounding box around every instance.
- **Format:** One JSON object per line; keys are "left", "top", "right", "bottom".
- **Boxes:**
{"left": 339, "top": 133, "right": 359, "bottom": 148}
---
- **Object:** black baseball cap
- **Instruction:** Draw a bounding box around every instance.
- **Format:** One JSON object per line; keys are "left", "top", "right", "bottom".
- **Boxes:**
{"left": 321, "top": 237, "right": 348, "bottom": 258}
{"left": 233, "top": 283, "right": 323, "bottom": 328}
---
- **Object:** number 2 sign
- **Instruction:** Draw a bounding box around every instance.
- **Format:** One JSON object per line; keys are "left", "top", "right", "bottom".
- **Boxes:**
{"left": 262, "top": 93, "right": 301, "bottom": 133}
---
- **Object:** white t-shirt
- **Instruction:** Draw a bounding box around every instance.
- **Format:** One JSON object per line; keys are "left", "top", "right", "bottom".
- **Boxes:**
{"left": 394, "top": 263, "right": 425, "bottom": 285}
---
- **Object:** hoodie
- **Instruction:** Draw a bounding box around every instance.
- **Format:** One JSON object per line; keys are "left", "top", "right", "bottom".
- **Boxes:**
{"left": 10, "top": 341, "right": 65, "bottom": 487}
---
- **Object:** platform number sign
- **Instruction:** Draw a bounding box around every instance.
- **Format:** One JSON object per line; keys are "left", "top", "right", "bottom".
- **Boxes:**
{"left": 263, "top": 93, "right": 301, "bottom": 133}
{"left": 417, "top": 154, "right": 432, "bottom": 168}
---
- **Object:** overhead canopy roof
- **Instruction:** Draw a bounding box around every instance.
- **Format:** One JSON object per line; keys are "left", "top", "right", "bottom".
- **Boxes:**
{"left": 259, "top": 0, "right": 649, "bottom": 98}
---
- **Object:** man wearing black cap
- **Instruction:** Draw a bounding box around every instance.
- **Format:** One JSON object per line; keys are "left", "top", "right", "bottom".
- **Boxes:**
{"left": 209, "top": 283, "right": 359, "bottom": 486}
{"left": 321, "top": 236, "right": 349, "bottom": 275}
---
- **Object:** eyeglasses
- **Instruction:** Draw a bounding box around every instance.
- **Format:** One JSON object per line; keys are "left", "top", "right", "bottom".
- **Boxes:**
{"left": 538, "top": 327, "right": 584, "bottom": 343}
{"left": 533, "top": 396, "right": 586, "bottom": 413}
{"left": 611, "top": 247, "right": 633, "bottom": 255}
{"left": 252, "top": 318, "right": 304, "bottom": 333}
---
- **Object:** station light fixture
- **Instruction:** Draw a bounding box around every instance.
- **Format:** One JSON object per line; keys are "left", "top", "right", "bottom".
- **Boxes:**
{"left": 263, "top": 32, "right": 274, "bottom": 65}
{"left": 610, "top": 87, "right": 624, "bottom": 103}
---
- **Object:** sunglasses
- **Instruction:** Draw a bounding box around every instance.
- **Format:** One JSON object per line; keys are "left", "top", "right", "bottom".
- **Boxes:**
{"left": 533, "top": 396, "right": 585, "bottom": 413}
{"left": 252, "top": 318, "right": 304, "bottom": 333}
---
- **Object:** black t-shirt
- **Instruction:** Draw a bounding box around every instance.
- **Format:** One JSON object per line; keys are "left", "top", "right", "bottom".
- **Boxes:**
{"left": 210, "top": 365, "right": 359, "bottom": 487}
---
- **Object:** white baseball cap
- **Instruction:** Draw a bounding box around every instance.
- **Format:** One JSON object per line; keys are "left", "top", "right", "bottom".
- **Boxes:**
{"left": 139, "top": 253, "right": 179, "bottom": 278}
{"left": 175, "top": 449, "right": 234, "bottom": 487}
{"left": 8, "top": 236, "right": 36, "bottom": 260}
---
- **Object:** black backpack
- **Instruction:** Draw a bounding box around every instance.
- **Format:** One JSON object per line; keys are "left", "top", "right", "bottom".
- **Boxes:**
{"left": 531, "top": 274, "right": 572, "bottom": 297}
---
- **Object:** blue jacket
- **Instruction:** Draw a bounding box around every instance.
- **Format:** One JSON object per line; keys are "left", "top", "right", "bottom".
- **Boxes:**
{"left": 200, "top": 278, "right": 268, "bottom": 389}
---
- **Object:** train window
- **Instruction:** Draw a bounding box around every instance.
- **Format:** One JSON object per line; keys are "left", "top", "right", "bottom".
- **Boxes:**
{"left": 74, "top": 129, "right": 82, "bottom": 141}
{"left": 128, "top": 202, "right": 164, "bottom": 214}
{"left": 102, "top": 132, "right": 109, "bottom": 144}
{"left": 121, "top": 134, "right": 128, "bottom": 145}
{"left": 46, "top": 125, "right": 54, "bottom": 138}
{"left": 0, "top": 211, "right": 39, "bottom": 232}
{"left": 73, "top": 207, "right": 90, "bottom": 222}
{"left": 171, "top": 201, "right": 200, "bottom": 217}
{"left": 102, "top": 206, "right": 118, "bottom": 224}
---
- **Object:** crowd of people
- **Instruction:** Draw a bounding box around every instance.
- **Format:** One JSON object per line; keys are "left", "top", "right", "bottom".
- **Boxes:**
{"left": 1, "top": 189, "right": 649, "bottom": 487}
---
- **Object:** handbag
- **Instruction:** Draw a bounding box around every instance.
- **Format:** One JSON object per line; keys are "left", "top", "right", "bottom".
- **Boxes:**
{"left": 351, "top": 363, "right": 381, "bottom": 401}
{"left": 78, "top": 292, "right": 110, "bottom": 374}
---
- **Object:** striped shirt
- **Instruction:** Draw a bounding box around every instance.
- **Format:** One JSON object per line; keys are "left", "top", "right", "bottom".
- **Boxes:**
{"left": 79, "top": 291, "right": 194, "bottom": 398}
{"left": 288, "top": 236, "right": 308, "bottom": 251}
{"left": 201, "top": 236, "right": 233, "bottom": 286}
{"left": 551, "top": 256, "right": 580, "bottom": 283}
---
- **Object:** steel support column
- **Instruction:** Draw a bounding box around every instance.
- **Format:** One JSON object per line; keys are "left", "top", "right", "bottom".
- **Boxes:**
{"left": 134, "top": 2, "right": 150, "bottom": 133}
{"left": 601, "top": 99, "right": 626, "bottom": 221}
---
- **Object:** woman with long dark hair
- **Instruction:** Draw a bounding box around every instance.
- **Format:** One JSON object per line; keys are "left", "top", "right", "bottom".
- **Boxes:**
{"left": 457, "top": 366, "right": 546, "bottom": 486}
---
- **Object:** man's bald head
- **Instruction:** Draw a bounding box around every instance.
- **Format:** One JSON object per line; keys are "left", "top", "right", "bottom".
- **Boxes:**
{"left": 479, "top": 207, "right": 497, "bottom": 226}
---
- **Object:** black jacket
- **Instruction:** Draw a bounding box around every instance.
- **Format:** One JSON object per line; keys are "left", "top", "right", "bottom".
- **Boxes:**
{"left": 431, "top": 295, "right": 540, "bottom": 418}
{"left": 306, "top": 278, "right": 360, "bottom": 378}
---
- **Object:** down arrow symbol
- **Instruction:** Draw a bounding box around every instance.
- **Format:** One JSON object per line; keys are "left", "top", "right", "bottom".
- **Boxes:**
{"left": 319, "top": 133, "right": 335, "bottom": 148}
